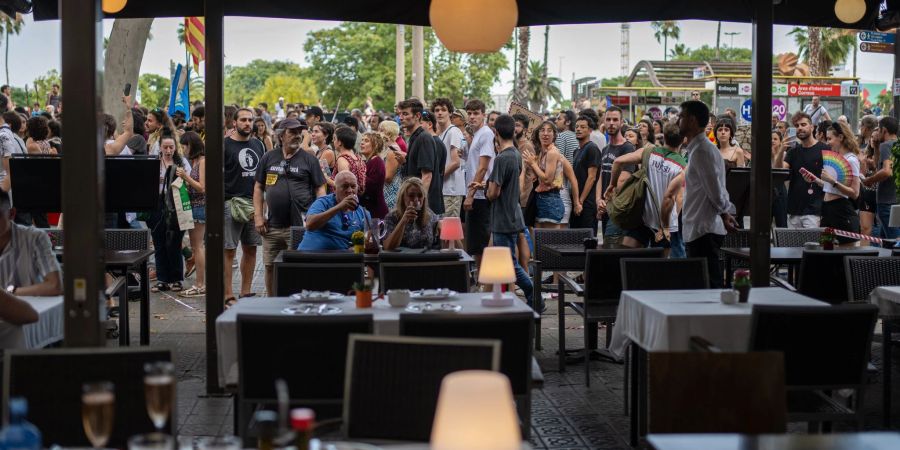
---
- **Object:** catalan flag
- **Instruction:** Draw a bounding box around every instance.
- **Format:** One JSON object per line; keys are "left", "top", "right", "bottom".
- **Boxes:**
{"left": 185, "top": 17, "right": 205, "bottom": 73}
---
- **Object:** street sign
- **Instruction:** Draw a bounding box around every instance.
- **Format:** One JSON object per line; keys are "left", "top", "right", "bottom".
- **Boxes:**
{"left": 772, "top": 84, "right": 788, "bottom": 96}
{"left": 738, "top": 83, "right": 752, "bottom": 96}
{"left": 894, "top": 79, "right": 900, "bottom": 96}
{"left": 648, "top": 106, "right": 663, "bottom": 120}
{"left": 716, "top": 83, "right": 739, "bottom": 95}
{"left": 693, "top": 67, "right": 705, "bottom": 79}
{"left": 739, "top": 99, "right": 788, "bottom": 122}
{"left": 859, "top": 31, "right": 895, "bottom": 44}
{"left": 772, "top": 99, "right": 786, "bottom": 121}
{"left": 860, "top": 41, "right": 895, "bottom": 54}
{"left": 788, "top": 83, "right": 843, "bottom": 97}
{"left": 741, "top": 99, "right": 753, "bottom": 122}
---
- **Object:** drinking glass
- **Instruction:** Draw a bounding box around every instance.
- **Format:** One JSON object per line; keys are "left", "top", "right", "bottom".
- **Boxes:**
{"left": 196, "top": 436, "right": 241, "bottom": 450}
{"left": 82, "top": 381, "right": 115, "bottom": 449}
{"left": 128, "top": 432, "right": 174, "bottom": 450}
{"left": 144, "top": 361, "right": 175, "bottom": 431}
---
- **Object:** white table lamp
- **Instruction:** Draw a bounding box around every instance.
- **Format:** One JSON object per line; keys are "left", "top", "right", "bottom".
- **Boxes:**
{"left": 890, "top": 205, "right": 900, "bottom": 228}
{"left": 478, "top": 246, "right": 517, "bottom": 307}
{"left": 431, "top": 370, "right": 521, "bottom": 450}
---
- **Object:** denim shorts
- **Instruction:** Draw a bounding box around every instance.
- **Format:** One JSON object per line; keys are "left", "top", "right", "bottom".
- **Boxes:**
{"left": 535, "top": 190, "right": 564, "bottom": 224}
{"left": 192, "top": 204, "right": 206, "bottom": 224}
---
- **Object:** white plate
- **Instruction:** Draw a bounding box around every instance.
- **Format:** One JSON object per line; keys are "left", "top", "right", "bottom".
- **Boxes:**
{"left": 290, "top": 291, "right": 345, "bottom": 302}
{"left": 404, "top": 303, "right": 462, "bottom": 313}
{"left": 282, "top": 305, "right": 343, "bottom": 315}
{"left": 410, "top": 289, "right": 457, "bottom": 300}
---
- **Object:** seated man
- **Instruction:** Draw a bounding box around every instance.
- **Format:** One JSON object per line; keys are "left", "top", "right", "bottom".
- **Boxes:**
{"left": 298, "top": 171, "right": 371, "bottom": 251}
{"left": 0, "top": 191, "right": 62, "bottom": 297}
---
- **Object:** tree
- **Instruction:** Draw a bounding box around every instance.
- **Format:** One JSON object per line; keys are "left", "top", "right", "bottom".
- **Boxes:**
{"left": 788, "top": 26, "right": 855, "bottom": 76}
{"left": 103, "top": 19, "right": 153, "bottom": 129}
{"left": 250, "top": 74, "right": 318, "bottom": 107}
{"left": 668, "top": 43, "right": 688, "bottom": 60}
{"left": 651, "top": 21, "right": 681, "bottom": 61}
{"left": 32, "top": 69, "right": 61, "bottom": 107}
{"left": 137, "top": 73, "right": 170, "bottom": 109}
{"left": 526, "top": 60, "right": 563, "bottom": 112}
{"left": 224, "top": 60, "right": 307, "bottom": 106}
{"left": 0, "top": 12, "right": 23, "bottom": 87}
{"left": 513, "top": 26, "right": 530, "bottom": 104}
{"left": 671, "top": 45, "right": 752, "bottom": 62}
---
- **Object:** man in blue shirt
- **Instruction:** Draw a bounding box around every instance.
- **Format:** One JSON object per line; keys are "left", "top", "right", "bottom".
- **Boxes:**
{"left": 298, "top": 171, "right": 370, "bottom": 251}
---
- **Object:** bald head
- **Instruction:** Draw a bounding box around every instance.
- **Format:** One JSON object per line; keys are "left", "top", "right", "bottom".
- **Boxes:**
{"left": 334, "top": 170, "right": 359, "bottom": 202}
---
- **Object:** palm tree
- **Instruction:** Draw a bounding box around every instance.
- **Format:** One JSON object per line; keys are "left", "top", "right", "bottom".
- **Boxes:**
{"left": 788, "top": 26, "right": 855, "bottom": 76}
{"left": 668, "top": 43, "right": 688, "bottom": 60}
{"left": 651, "top": 21, "right": 680, "bottom": 61}
{"left": 513, "top": 26, "right": 530, "bottom": 104}
{"left": 542, "top": 26, "right": 550, "bottom": 111}
{"left": 526, "top": 60, "right": 563, "bottom": 112}
{"left": 0, "top": 13, "right": 23, "bottom": 87}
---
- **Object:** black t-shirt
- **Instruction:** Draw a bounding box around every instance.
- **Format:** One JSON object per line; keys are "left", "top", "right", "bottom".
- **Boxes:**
{"left": 785, "top": 141, "right": 827, "bottom": 215}
{"left": 404, "top": 127, "right": 444, "bottom": 214}
{"left": 224, "top": 136, "right": 265, "bottom": 200}
{"left": 489, "top": 147, "right": 525, "bottom": 234}
{"left": 256, "top": 148, "right": 326, "bottom": 228}
{"left": 574, "top": 141, "right": 602, "bottom": 209}
{"left": 600, "top": 141, "right": 637, "bottom": 194}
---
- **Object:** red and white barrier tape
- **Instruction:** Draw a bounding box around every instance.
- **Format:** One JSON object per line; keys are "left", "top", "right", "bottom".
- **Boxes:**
{"left": 823, "top": 227, "right": 896, "bottom": 244}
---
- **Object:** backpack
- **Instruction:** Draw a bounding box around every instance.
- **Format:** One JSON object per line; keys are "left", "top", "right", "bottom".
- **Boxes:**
{"left": 608, "top": 147, "right": 654, "bottom": 231}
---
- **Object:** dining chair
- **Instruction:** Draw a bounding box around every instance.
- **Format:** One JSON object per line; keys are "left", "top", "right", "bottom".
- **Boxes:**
{"left": 236, "top": 314, "right": 373, "bottom": 444}
{"left": 343, "top": 334, "right": 500, "bottom": 442}
{"left": 749, "top": 304, "right": 878, "bottom": 431}
{"left": 773, "top": 227, "right": 826, "bottom": 247}
{"left": 274, "top": 252, "right": 365, "bottom": 295}
{"left": 399, "top": 312, "right": 534, "bottom": 436}
{"left": 379, "top": 261, "right": 470, "bottom": 293}
{"left": 3, "top": 347, "right": 172, "bottom": 448}
{"left": 796, "top": 249, "right": 879, "bottom": 305}
{"left": 559, "top": 248, "right": 664, "bottom": 385}
{"left": 620, "top": 257, "right": 710, "bottom": 291}
{"left": 649, "top": 351, "right": 787, "bottom": 434}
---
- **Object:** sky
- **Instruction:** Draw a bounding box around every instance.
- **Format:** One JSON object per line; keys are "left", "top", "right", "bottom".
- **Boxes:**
{"left": 6, "top": 16, "right": 896, "bottom": 98}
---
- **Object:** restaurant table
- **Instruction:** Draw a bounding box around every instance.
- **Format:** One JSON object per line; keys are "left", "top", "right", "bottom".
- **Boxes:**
{"left": 274, "top": 249, "right": 476, "bottom": 266}
{"left": 609, "top": 287, "right": 828, "bottom": 446}
{"left": 215, "top": 293, "right": 534, "bottom": 388}
{"left": 0, "top": 296, "right": 63, "bottom": 349}
{"left": 870, "top": 286, "right": 900, "bottom": 427}
{"left": 721, "top": 247, "right": 892, "bottom": 286}
{"left": 648, "top": 432, "right": 900, "bottom": 450}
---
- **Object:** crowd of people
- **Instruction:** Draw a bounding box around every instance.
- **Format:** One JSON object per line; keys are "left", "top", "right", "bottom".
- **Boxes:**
{"left": 1, "top": 82, "right": 897, "bottom": 314}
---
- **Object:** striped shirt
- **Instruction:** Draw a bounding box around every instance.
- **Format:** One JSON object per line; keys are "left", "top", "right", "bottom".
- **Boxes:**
{"left": 642, "top": 147, "right": 686, "bottom": 232}
{"left": 0, "top": 224, "right": 61, "bottom": 289}
{"left": 555, "top": 130, "right": 579, "bottom": 164}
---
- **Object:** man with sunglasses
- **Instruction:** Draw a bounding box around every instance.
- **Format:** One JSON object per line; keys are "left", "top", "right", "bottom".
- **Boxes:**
{"left": 299, "top": 171, "right": 370, "bottom": 251}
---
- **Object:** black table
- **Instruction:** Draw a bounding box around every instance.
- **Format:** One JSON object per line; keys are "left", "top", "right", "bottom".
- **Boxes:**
{"left": 648, "top": 432, "right": 900, "bottom": 450}
{"left": 721, "top": 247, "right": 893, "bottom": 286}
{"left": 274, "top": 249, "right": 475, "bottom": 265}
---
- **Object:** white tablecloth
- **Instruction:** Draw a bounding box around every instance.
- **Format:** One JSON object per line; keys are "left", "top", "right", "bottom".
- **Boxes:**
{"left": 215, "top": 294, "right": 535, "bottom": 387}
{"left": 608, "top": 287, "right": 827, "bottom": 355}
{"left": 0, "top": 296, "right": 64, "bottom": 349}
{"left": 871, "top": 286, "right": 900, "bottom": 318}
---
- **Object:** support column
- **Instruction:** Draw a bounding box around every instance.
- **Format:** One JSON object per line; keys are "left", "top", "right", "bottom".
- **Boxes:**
{"left": 894, "top": 28, "right": 900, "bottom": 118}
{"left": 395, "top": 25, "right": 405, "bottom": 104}
{"left": 61, "top": 0, "right": 105, "bottom": 346}
{"left": 205, "top": 0, "right": 225, "bottom": 394}
{"left": 412, "top": 26, "right": 425, "bottom": 100}
{"left": 749, "top": 0, "right": 774, "bottom": 287}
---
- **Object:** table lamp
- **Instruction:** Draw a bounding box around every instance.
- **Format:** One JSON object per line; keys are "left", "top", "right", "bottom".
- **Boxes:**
{"left": 431, "top": 370, "right": 521, "bottom": 450}
{"left": 478, "top": 246, "right": 516, "bottom": 307}
{"left": 890, "top": 205, "right": 900, "bottom": 228}
{"left": 440, "top": 217, "right": 464, "bottom": 252}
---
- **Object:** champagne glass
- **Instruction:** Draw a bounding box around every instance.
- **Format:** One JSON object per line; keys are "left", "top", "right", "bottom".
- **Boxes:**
{"left": 144, "top": 361, "right": 175, "bottom": 431}
{"left": 82, "top": 381, "right": 115, "bottom": 449}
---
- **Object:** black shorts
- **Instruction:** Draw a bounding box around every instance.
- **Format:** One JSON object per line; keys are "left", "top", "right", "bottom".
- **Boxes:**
{"left": 624, "top": 225, "right": 671, "bottom": 249}
{"left": 465, "top": 199, "right": 491, "bottom": 255}
{"left": 820, "top": 197, "right": 860, "bottom": 244}
{"left": 860, "top": 188, "right": 876, "bottom": 213}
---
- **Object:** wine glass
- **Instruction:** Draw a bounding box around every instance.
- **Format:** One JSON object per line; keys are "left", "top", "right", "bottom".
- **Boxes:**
{"left": 82, "top": 381, "right": 115, "bottom": 449}
{"left": 143, "top": 361, "right": 175, "bottom": 431}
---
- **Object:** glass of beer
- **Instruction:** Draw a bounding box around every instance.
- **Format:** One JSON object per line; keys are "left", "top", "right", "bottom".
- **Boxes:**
{"left": 82, "top": 381, "right": 115, "bottom": 449}
{"left": 143, "top": 361, "right": 175, "bottom": 431}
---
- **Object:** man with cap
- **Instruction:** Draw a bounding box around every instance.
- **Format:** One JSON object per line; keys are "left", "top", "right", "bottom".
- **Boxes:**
{"left": 253, "top": 118, "right": 327, "bottom": 296}
{"left": 304, "top": 106, "right": 324, "bottom": 129}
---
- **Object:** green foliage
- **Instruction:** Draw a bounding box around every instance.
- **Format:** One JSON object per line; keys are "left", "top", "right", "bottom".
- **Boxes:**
{"left": 651, "top": 21, "right": 681, "bottom": 61}
{"left": 138, "top": 73, "right": 170, "bottom": 109}
{"left": 668, "top": 43, "right": 688, "bottom": 60}
{"left": 788, "top": 27, "right": 855, "bottom": 73}
{"left": 224, "top": 60, "right": 309, "bottom": 106}
{"left": 250, "top": 74, "right": 318, "bottom": 107}
{"left": 526, "top": 60, "right": 563, "bottom": 112}
{"left": 671, "top": 45, "right": 752, "bottom": 62}
{"left": 9, "top": 86, "right": 28, "bottom": 107}
{"left": 32, "top": 69, "right": 61, "bottom": 107}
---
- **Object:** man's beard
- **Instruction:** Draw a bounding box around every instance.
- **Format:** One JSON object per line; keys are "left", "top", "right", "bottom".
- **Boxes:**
{"left": 236, "top": 127, "right": 251, "bottom": 137}
{"left": 515, "top": 131, "right": 523, "bottom": 141}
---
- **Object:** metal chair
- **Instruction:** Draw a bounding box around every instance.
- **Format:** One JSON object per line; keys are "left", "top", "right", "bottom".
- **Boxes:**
{"left": 3, "top": 347, "right": 172, "bottom": 448}
{"left": 274, "top": 252, "right": 365, "bottom": 296}
{"left": 105, "top": 228, "right": 151, "bottom": 300}
{"left": 343, "top": 334, "right": 500, "bottom": 442}
{"left": 797, "top": 249, "right": 879, "bottom": 305}
{"left": 400, "top": 312, "right": 534, "bottom": 436}
{"left": 236, "top": 314, "right": 373, "bottom": 443}
{"left": 379, "top": 261, "right": 470, "bottom": 293}
{"left": 289, "top": 226, "right": 306, "bottom": 249}
{"left": 749, "top": 304, "right": 878, "bottom": 431}
{"left": 620, "top": 257, "right": 710, "bottom": 291}
{"left": 773, "top": 227, "right": 825, "bottom": 247}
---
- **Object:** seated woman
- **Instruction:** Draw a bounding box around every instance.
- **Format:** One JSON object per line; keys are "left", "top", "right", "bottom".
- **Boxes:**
{"left": 298, "top": 171, "right": 370, "bottom": 251}
{"left": 382, "top": 178, "right": 440, "bottom": 250}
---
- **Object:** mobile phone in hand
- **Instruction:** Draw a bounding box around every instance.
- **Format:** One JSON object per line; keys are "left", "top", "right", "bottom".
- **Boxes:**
{"left": 123, "top": 83, "right": 132, "bottom": 96}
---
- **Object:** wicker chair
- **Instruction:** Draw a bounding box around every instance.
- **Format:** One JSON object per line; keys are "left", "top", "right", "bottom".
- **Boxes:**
{"left": 289, "top": 226, "right": 306, "bottom": 249}
{"left": 773, "top": 227, "right": 825, "bottom": 247}
{"left": 621, "top": 258, "right": 710, "bottom": 291}
{"left": 845, "top": 256, "right": 900, "bottom": 303}
{"left": 797, "top": 249, "right": 879, "bottom": 305}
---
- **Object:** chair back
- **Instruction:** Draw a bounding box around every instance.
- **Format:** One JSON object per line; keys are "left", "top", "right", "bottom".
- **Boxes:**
{"left": 845, "top": 256, "right": 900, "bottom": 302}
{"left": 773, "top": 227, "right": 825, "bottom": 247}
{"left": 274, "top": 252, "right": 364, "bottom": 295}
{"left": 749, "top": 304, "right": 877, "bottom": 389}
{"left": 105, "top": 228, "right": 150, "bottom": 250}
{"left": 584, "top": 248, "right": 664, "bottom": 303}
{"left": 797, "top": 249, "right": 878, "bottom": 305}
{"left": 289, "top": 226, "right": 306, "bottom": 249}
{"left": 343, "top": 334, "right": 500, "bottom": 442}
{"left": 3, "top": 348, "right": 172, "bottom": 448}
{"left": 533, "top": 228, "right": 594, "bottom": 271}
{"left": 399, "top": 312, "right": 533, "bottom": 396}
{"left": 380, "top": 261, "right": 469, "bottom": 293}
{"left": 721, "top": 229, "right": 753, "bottom": 269}
{"left": 649, "top": 351, "right": 786, "bottom": 434}
{"left": 620, "top": 257, "right": 709, "bottom": 290}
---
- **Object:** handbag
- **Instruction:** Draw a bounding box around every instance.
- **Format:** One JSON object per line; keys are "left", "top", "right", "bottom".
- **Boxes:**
{"left": 228, "top": 196, "right": 255, "bottom": 223}
{"left": 608, "top": 147, "right": 653, "bottom": 231}
{"left": 523, "top": 182, "right": 538, "bottom": 227}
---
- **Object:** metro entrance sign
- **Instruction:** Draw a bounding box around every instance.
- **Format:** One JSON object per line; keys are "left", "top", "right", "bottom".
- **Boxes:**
{"left": 739, "top": 99, "right": 787, "bottom": 122}
{"left": 859, "top": 31, "right": 895, "bottom": 44}
{"left": 860, "top": 41, "right": 895, "bottom": 54}
{"left": 787, "top": 83, "right": 842, "bottom": 97}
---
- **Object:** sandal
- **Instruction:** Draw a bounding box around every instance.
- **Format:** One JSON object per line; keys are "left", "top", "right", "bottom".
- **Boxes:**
{"left": 239, "top": 292, "right": 257, "bottom": 298}
{"left": 224, "top": 297, "right": 238, "bottom": 309}
{"left": 151, "top": 282, "right": 169, "bottom": 293}
{"left": 180, "top": 286, "right": 206, "bottom": 297}
{"left": 170, "top": 282, "right": 183, "bottom": 292}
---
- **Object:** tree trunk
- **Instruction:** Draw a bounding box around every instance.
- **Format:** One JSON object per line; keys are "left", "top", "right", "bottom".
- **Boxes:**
{"left": 715, "top": 22, "right": 721, "bottom": 60}
{"left": 807, "top": 27, "right": 825, "bottom": 76}
{"left": 103, "top": 18, "right": 154, "bottom": 132}
{"left": 542, "top": 25, "right": 549, "bottom": 112}
{"left": 514, "top": 26, "right": 530, "bottom": 105}
{"left": 5, "top": 27, "right": 9, "bottom": 87}
{"left": 663, "top": 35, "right": 668, "bottom": 61}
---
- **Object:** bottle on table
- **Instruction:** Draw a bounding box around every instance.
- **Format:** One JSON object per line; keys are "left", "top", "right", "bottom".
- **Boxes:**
{"left": 256, "top": 410, "right": 278, "bottom": 450}
{"left": 0, "top": 398, "right": 42, "bottom": 450}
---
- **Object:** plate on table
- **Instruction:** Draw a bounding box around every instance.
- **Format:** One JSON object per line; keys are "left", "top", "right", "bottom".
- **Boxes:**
{"left": 405, "top": 303, "right": 462, "bottom": 313}
{"left": 290, "top": 290, "right": 345, "bottom": 302}
{"left": 410, "top": 288, "right": 457, "bottom": 300}
{"left": 282, "top": 304, "right": 343, "bottom": 315}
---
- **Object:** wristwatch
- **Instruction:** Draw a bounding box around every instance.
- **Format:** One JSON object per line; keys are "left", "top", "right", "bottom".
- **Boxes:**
{"left": 6, "top": 284, "right": 16, "bottom": 295}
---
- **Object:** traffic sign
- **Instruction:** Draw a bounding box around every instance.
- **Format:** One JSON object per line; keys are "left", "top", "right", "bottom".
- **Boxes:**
{"left": 859, "top": 31, "right": 895, "bottom": 44}
{"left": 738, "top": 99, "right": 788, "bottom": 122}
{"left": 741, "top": 99, "right": 753, "bottom": 122}
{"left": 860, "top": 41, "right": 895, "bottom": 54}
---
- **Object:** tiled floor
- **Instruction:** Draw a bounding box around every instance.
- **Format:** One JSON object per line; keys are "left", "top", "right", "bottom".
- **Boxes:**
{"left": 122, "top": 254, "right": 900, "bottom": 449}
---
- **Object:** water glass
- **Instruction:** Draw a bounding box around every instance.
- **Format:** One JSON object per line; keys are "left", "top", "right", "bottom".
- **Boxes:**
{"left": 196, "top": 436, "right": 241, "bottom": 450}
{"left": 128, "top": 433, "right": 174, "bottom": 450}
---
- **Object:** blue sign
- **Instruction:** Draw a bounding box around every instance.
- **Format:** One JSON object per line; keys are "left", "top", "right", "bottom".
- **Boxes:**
{"left": 741, "top": 99, "right": 752, "bottom": 122}
{"left": 168, "top": 64, "right": 191, "bottom": 120}
{"left": 859, "top": 31, "right": 895, "bottom": 44}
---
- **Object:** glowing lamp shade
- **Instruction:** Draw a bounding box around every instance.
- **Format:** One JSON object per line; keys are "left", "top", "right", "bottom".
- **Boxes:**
{"left": 440, "top": 217, "right": 464, "bottom": 251}
{"left": 430, "top": 0, "right": 518, "bottom": 53}
{"left": 431, "top": 371, "right": 521, "bottom": 450}
{"left": 834, "top": 0, "right": 866, "bottom": 24}
{"left": 478, "top": 246, "right": 516, "bottom": 306}
{"left": 102, "top": 0, "right": 128, "bottom": 13}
